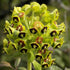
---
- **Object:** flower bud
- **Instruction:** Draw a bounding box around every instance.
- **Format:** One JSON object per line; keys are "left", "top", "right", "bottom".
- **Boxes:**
{"left": 22, "top": 4, "right": 31, "bottom": 15}
{"left": 30, "top": 2, "right": 40, "bottom": 12}
{"left": 41, "top": 4, "right": 47, "bottom": 12}
{"left": 52, "top": 9, "right": 59, "bottom": 20}
{"left": 12, "top": 7, "right": 21, "bottom": 15}
{"left": 18, "top": 40, "right": 25, "bottom": 47}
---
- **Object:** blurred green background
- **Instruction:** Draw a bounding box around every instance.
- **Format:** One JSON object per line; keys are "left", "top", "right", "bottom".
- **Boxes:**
{"left": 0, "top": 0, "right": 70, "bottom": 70}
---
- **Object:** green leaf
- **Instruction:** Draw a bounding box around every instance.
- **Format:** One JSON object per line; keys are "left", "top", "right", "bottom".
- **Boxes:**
{"left": 15, "top": 57, "right": 21, "bottom": 68}
{"left": 32, "top": 60, "right": 41, "bottom": 70}
{"left": 65, "top": 68, "right": 70, "bottom": 70}
{"left": 54, "top": 49, "right": 62, "bottom": 55}
{"left": 55, "top": 55, "right": 65, "bottom": 68}
{"left": 0, "top": 67, "right": 13, "bottom": 70}
{"left": 18, "top": 67, "right": 26, "bottom": 70}
{"left": 0, "top": 61, "right": 13, "bottom": 69}
{"left": 50, "top": 65, "right": 62, "bottom": 70}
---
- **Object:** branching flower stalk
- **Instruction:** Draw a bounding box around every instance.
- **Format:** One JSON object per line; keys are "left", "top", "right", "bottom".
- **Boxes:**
{"left": 3, "top": 2, "right": 65, "bottom": 70}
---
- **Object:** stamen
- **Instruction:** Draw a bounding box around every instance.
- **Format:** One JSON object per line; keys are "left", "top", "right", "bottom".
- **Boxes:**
{"left": 18, "top": 40, "right": 25, "bottom": 47}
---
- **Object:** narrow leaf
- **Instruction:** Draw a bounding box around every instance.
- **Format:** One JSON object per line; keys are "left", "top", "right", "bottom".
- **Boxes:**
{"left": 0, "top": 61, "right": 13, "bottom": 69}
{"left": 15, "top": 57, "right": 21, "bottom": 68}
{"left": 18, "top": 67, "right": 26, "bottom": 70}
{"left": 65, "top": 67, "right": 70, "bottom": 70}
{"left": 50, "top": 65, "right": 62, "bottom": 70}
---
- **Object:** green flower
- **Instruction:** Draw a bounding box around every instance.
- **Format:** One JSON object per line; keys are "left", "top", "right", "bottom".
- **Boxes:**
{"left": 3, "top": 2, "right": 65, "bottom": 69}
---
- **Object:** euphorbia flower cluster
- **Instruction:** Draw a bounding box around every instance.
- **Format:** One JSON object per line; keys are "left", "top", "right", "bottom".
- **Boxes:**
{"left": 3, "top": 2, "right": 65, "bottom": 69}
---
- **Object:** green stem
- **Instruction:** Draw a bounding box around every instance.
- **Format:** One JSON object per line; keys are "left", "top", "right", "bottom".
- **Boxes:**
{"left": 32, "top": 12, "right": 34, "bottom": 25}
{"left": 24, "top": 14, "right": 29, "bottom": 29}
{"left": 27, "top": 61, "right": 32, "bottom": 70}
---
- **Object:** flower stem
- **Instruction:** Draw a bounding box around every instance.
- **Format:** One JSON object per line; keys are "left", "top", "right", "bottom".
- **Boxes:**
{"left": 24, "top": 14, "right": 29, "bottom": 29}
{"left": 32, "top": 12, "right": 34, "bottom": 25}
{"left": 27, "top": 61, "right": 32, "bottom": 70}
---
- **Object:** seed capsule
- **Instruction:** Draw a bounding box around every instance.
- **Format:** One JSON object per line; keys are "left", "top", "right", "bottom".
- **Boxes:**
{"left": 39, "top": 50, "right": 42, "bottom": 54}
{"left": 18, "top": 40, "right": 25, "bottom": 47}
{"left": 30, "top": 28, "right": 37, "bottom": 34}
{"left": 36, "top": 37, "right": 43, "bottom": 44}
{"left": 44, "top": 59, "right": 46, "bottom": 62}
{"left": 41, "top": 27, "right": 47, "bottom": 33}
{"left": 31, "top": 43, "right": 39, "bottom": 49}
{"left": 16, "top": 25, "right": 23, "bottom": 31}
{"left": 42, "top": 49, "right": 46, "bottom": 54}
{"left": 18, "top": 32, "right": 26, "bottom": 38}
